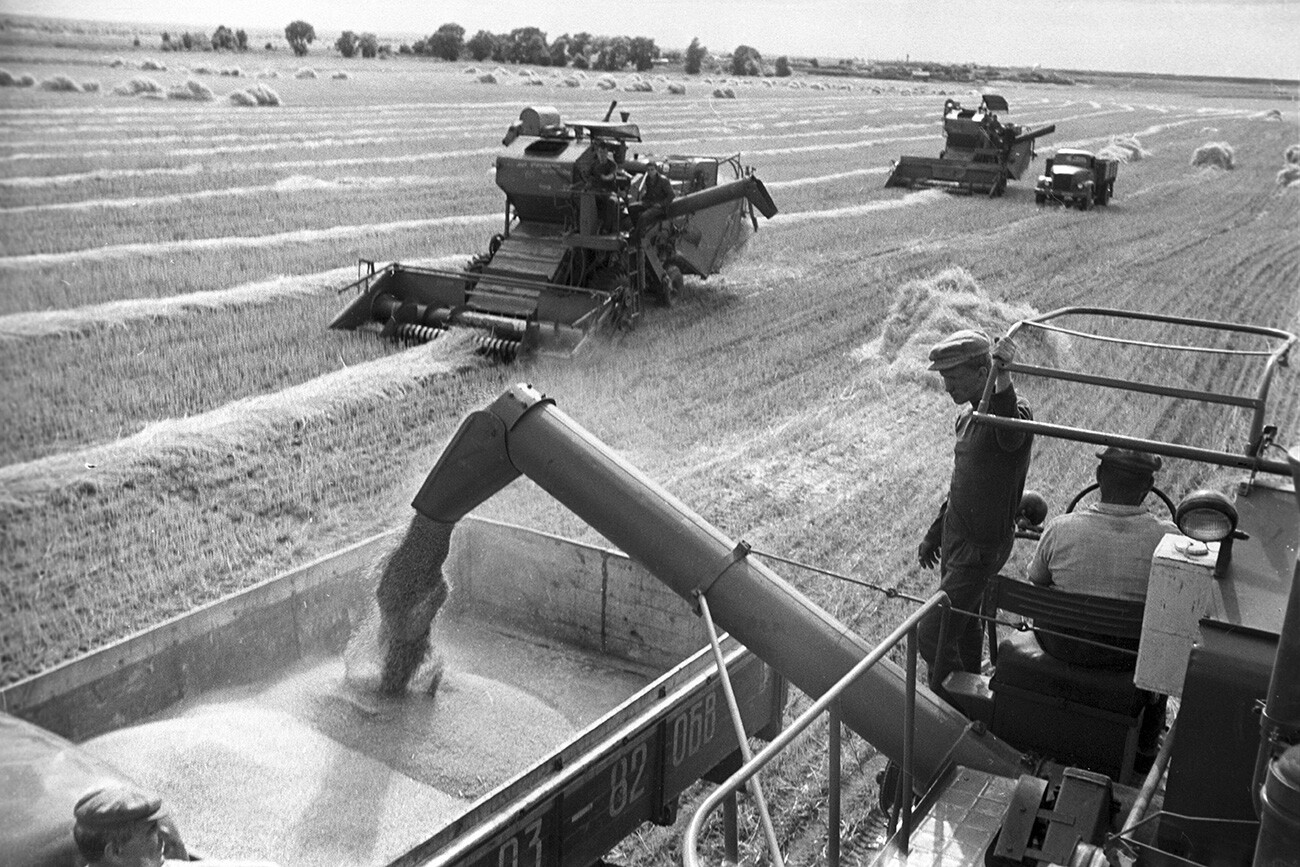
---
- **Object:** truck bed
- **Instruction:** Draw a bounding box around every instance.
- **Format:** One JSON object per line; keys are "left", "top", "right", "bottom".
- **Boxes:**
{"left": 77, "top": 615, "right": 654, "bottom": 866}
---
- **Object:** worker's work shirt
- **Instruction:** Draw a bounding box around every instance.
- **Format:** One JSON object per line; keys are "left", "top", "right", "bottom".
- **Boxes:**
{"left": 1026, "top": 503, "right": 1179, "bottom": 600}
{"left": 943, "top": 384, "right": 1034, "bottom": 549}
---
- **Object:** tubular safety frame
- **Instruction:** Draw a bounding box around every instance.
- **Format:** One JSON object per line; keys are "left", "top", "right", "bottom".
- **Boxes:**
{"left": 682, "top": 592, "right": 950, "bottom": 867}
{"left": 974, "top": 307, "right": 1297, "bottom": 476}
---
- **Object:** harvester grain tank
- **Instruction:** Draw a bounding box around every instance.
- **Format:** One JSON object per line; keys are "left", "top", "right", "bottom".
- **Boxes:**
{"left": 885, "top": 95, "right": 1056, "bottom": 196}
{"left": 329, "top": 104, "right": 778, "bottom": 359}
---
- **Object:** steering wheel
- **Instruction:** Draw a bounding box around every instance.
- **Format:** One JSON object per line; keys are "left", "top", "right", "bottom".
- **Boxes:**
{"left": 1065, "top": 482, "right": 1176, "bottom": 520}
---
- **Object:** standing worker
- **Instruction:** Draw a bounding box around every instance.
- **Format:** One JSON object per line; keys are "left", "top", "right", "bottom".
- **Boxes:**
{"left": 916, "top": 328, "right": 1033, "bottom": 703}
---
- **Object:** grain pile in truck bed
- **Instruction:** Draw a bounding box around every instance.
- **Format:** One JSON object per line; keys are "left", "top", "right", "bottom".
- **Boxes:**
{"left": 80, "top": 656, "right": 578, "bottom": 866}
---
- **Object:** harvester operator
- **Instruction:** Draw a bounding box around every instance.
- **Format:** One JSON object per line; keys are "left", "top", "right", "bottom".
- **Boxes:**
{"left": 916, "top": 328, "right": 1033, "bottom": 704}
{"left": 1023, "top": 446, "right": 1177, "bottom": 768}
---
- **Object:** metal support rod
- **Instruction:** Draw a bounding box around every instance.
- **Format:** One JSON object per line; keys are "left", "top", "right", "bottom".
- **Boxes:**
{"left": 902, "top": 628, "right": 918, "bottom": 853}
{"left": 723, "top": 792, "right": 739, "bottom": 867}
{"left": 698, "top": 593, "right": 785, "bottom": 867}
{"left": 829, "top": 702, "right": 841, "bottom": 867}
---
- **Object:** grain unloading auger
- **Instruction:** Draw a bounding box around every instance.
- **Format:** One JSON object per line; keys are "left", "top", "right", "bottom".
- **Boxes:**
{"left": 885, "top": 94, "right": 1055, "bottom": 196}
{"left": 330, "top": 104, "right": 778, "bottom": 360}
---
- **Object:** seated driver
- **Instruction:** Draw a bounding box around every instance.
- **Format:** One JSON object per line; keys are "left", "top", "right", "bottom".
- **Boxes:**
{"left": 1026, "top": 446, "right": 1176, "bottom": 623}
{"left": 1024, "top": 447, "right": 1176, "bottom": 771}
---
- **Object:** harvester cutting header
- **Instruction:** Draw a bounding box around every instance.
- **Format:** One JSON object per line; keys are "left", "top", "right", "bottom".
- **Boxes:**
{"left": 331, "top": 103, "right": 778, "bottom": 359}
{"left": 886, "top": 94, "right": 1055, "bottom": 196}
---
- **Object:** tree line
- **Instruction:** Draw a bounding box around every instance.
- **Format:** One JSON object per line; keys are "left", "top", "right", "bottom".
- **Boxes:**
{"left": 154, "top": 19, "right": 793, "bottom": 76}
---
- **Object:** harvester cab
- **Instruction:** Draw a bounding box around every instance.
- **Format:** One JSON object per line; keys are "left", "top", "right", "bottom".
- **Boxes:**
{"left": 885, "top": 94, "right": 1055, "bottom": 196}
{"left": 329, "top": 103, "right": 777, "bottom": 360}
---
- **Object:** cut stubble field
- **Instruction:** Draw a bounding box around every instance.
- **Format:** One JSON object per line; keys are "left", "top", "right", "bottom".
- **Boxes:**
{"left": 1, "top": 46, "right": 1299, "bottom": 863}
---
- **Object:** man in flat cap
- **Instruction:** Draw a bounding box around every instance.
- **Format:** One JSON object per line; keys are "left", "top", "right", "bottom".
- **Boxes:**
{"left": 72, "top": 784, "right": 279, "bottom": 866}
{"left": 916, "top": 327, "right": 1033, "bottom": 704}
{"left": 73, "top": 785, "right": 171, "bottom": 867}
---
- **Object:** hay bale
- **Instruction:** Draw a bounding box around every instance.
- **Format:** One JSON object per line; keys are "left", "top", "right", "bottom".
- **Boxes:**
{"left": 220, "top": 67, "right": 243, "bottom": 77}
{"left": 109, "top": 57, "right": 126, "bottom": 68}
{"left": 112, "top": 76, "right": 162, "bottom": 96}
{"left": 1265, "top": 108, "right": 1283, "bottom": 120}
{"left": 477, "top": 73, "right": 497, "bottom": 84}
{"left": 563, "top": 76, "right": 580, "bottom": 88}
{"left": 462, "top": 66, "right": 478, "bottom": 74}
{"left": 16, "top": 73, "right": 35, "bottom": 87}
{"left": 625, "top": 80, "right": 653, "bottom": 92}
{"left": 191, "top": 65, "right": 214, "bottom": 75}
{"left": 40, "top": 75, "right": 81, "bottom": 92}
{"left": 168, "top": 79, "right": 214, "bottom": 101}
{"left": 257, "top": 68, "right": 278, "bottom": 79}
{"left": 82, "top": 80, "right": 100, "bottom": 92}
{"left": 1277, "top": 165, "right": 1300, "bottom": 188}
{"left": 667, "top": 82, "right": 686, "bottom": 95}
{"left": 1097, "top": 135, "right": 1149, "bottom": 164}
{"left": 596, "top": 78, "right": 616, "bottom": 90}
{"left": 855, "top": 267, "right": 1061, "bottom": 386}
{"left": 140, "top": 58, "right": 166, "bottom": 71}
{"left": 294, "top": 67, "right": 317, "bottom": 79}
{"left": 228, "top": 89, "right": 257, "bottom": 106}
{"left": 250, "top": 83, "right": 281, "bottom": 106}
{"left": 332, "top": 70, "right": 349, "bottom": 79}
{"left": 1285, "top": 144, "right": 1300, "bottom": 165}
{"left": 0, "top": 69, "right": 14, "bottom": 86}
{"left": 1191, "top": 141, "right": 1234, "bottom": 170}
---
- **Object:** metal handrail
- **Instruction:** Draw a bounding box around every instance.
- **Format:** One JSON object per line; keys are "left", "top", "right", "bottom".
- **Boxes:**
{"left": 682, "top": 591, "right": 950, "bottom": 867}
{"left": 975, "top": 307, "right": 1297, "bottom": 477}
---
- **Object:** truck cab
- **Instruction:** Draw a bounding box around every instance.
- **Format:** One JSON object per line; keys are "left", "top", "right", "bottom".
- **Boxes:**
{"left": 1036, "top": 147, "right": 1118, "bottom": 209}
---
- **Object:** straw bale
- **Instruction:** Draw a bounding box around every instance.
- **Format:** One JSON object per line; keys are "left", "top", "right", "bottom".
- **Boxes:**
{"left": 219, "top": 66, "right": 243, "bottom": 77}
{"left": 477, "top": 73, "right": 497, "bottom": 84}
{"left": 332, "top": 70, "right": 349, "bottom": 80}
{"left": 1277, "top": 165, "right": 1300, "bottom": 188}
{"left": 228, "top": 89, "right": 257, "bottom": 106}
{"left": 140, "top": 58, "right": 166, "bottom": 71}
{"left": 112, "top": 76, "right": 162, "bottom": 96}
{"left": 294, "top": 67, "right": 317, "bottom": 79}
{"left": 1285, "top": 144, "right": 1300, "bottom": 165}
{"left": 191, "top": 65, "right": 214, "bottom": 75}
{"left": 82, "top": 80, "right": 100, "bottom": 92}
{"left": 667, "top": 82, "right": 686, "bottom": 95}
{"left": 109, "top": 56, "right": 126, "bottom": 68}
{"left": 854, "top": 266, "right": 1064, "bottom": 387}
{"left": 1190, "top": 141, "right": 1234, "bottom": 170}
{"left": 39, "top": 75, "right": 81, "bottom": 92}
{"left": 167, "top": 79, "right": 214, "bottom": 101}
{"left": 563, "top": 76, "right": 581, "bottom": 87}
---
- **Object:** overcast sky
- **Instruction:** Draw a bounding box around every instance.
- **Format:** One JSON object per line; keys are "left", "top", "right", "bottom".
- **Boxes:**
{"left": 10, "top": 0, "right": 1299, "bottom": 80}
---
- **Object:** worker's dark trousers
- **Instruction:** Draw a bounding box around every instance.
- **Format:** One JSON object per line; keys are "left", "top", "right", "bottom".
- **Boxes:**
{"left": 917, "top": 534, "right": 1012, "bottom": 701}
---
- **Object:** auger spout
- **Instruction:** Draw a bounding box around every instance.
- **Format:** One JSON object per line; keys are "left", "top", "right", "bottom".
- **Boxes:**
{"left": 412, "top": 384, "right": 1028, "bottom": 789}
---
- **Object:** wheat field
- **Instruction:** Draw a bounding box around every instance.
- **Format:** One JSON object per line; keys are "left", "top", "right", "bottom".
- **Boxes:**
{"left": 2, "top": 30, "right": 1299, "bottom": 862}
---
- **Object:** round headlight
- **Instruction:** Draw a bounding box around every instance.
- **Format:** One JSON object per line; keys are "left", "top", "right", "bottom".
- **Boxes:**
{"left": 1175, "top": 489, "right": 1238, "bottom": 542}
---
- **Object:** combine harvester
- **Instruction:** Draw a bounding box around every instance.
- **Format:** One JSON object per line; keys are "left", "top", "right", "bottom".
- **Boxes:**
{"left": 329, "top": 103, "right": 778, "bottom": 360}
{"left": 4, "top": 310, "right": 1298, "bottom": 867}
{"left": 885, "top": 95, "right": 1056, "bottom": 196}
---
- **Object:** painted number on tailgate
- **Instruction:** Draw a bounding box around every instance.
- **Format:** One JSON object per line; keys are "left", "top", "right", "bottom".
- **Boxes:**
{"left": 608, "top": 742, "right": 649, "bottom": 816}
{"left": 670, "top": 692, "right": 717, "bottom": 767}
{"left": 494, "top": 820, "right": 543, "bottom": 867}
